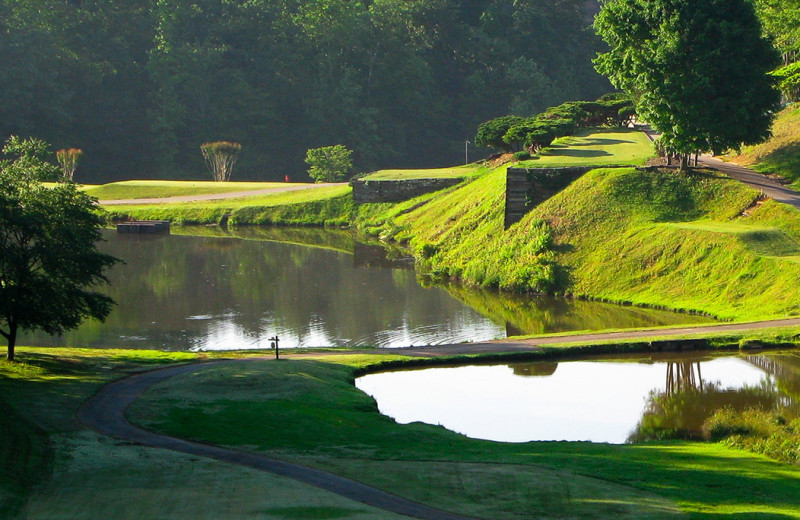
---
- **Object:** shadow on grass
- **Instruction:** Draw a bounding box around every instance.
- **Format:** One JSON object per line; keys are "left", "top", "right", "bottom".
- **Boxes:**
{"left": 542, "top": 149, "right": 613, "bottom": 158}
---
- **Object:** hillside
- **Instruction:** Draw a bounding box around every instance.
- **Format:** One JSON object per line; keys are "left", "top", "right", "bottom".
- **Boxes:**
{"left": 724, "top": 104, "right": 800, "bottom": 188}
{"left": 358, "top": 146, "right": 800, "bottom": 321}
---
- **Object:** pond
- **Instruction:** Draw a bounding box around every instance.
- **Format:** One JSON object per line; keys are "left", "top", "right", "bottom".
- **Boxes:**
{"left": 355, "top": 352, "right": 800, "bottom": 444}
{"left": 22, "top": 228, "right": 713, "bottom": 351}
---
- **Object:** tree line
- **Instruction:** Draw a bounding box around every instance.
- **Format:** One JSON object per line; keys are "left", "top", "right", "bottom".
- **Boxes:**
{"left": 0, "top": 0, "right": 609, "bottom": 183}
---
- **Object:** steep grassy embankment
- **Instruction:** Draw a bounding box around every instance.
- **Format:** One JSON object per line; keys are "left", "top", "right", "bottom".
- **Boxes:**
{"left": 358, "top": 165, "right": 559, "bottom": 293}
{"left": 533, "top": 168, "right": 800, "bottom": 319}
{"left": 358, "top": 163, "right": 800, "bottom": 320}
{"left": 725, "top": 104, "right": 800, "bottom": 188}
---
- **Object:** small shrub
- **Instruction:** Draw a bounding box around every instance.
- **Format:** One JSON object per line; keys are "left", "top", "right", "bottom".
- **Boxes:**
{"left": 305, "top": 144, "right": 354, "bottom": 182}
{"left": 703, "top": 408, "right": 800, "bottom": 464}
{"left": 513, "top": 151, "right": 532, "bottom": 161}
{"left": 55, "top": 148, "right": 82, "bottom": 181}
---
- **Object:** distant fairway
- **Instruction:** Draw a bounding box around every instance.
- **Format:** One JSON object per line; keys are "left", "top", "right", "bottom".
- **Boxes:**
{"left": 519, "top": 127, "right": 654, "bottom": 168}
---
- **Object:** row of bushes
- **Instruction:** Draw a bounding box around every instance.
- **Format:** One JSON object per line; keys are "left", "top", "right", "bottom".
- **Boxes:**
{"left": 474, "top": 93, "right": 636, "bottom": 154}
{"left": 705, "top": 407, "right": 800, "bottom": 465}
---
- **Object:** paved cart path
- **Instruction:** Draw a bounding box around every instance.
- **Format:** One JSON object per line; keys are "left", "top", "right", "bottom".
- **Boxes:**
{"left": 77, "top": 359, "right": 480, "bottom": 520}
{"left": 698, "top": 155, "right": 800, "bottom": 209}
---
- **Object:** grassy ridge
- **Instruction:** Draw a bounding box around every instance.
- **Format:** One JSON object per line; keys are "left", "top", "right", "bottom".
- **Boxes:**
{"left": 103, "top": 187, "right": 353, "bottom": 226}
{"left": 84, "top": 180, "right": 302, "bottom": 200}
{"left": 358, "top": 166, "right": 559, "bottom": 292}
{"left": 358, "top": 162, "right": 800, "bottom": 320}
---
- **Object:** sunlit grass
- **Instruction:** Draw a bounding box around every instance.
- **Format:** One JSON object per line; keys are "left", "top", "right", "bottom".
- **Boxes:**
{"left": 84, "top": 180, "right": 307, "bottom": 200}
{"left": 361, "top": 165, "right": 482, "bottom": 180}
{"left": 102, "top": 186, "right": 353, "bottom": 226}
{"left": 723, "top": 105, "right": 800, "bottom": 189}
{"left": 518, "top": 128, "right": 654, "bottom": 168}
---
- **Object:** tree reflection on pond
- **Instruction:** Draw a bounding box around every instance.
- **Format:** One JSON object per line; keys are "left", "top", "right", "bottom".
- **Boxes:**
{"left": 629, "top": 355, "right": 800, "bottom": 443}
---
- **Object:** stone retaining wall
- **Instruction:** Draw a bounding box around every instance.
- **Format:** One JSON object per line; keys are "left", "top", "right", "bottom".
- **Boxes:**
{"left": 351, "top": 177, "right": 465, "bottom": 203}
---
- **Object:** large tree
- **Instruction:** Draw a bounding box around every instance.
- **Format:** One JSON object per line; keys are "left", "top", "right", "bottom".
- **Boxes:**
{"left": 594, "top": 0, "right": 781, "bottom": 166}
{"left": 0, "top": 137, "right": 118, "bottom": 361}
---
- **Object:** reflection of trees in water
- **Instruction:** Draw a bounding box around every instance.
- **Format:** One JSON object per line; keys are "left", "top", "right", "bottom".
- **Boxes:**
{"left": 24, "top": 230, "right": 480, "bottom": 349}
{"left": 629, "top": 360, "right": 786, "bottom": 443}
{"left": 666, "top": 361, "right": 703, "bottom": 394}
{"left": 508, "top": 362, "right": 558, "bottom": 377}
{"left": 746, "top": 354, "right": 800, "bottom": 403}
{"left": 442, "top": 284, "right": 714, "bottom": 336}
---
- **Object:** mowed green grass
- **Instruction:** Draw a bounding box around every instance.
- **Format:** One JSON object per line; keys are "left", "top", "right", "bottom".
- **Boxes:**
{"left": 0, "top": 348, "right": 409, "bottom": 520}
{"left": 361, "top": 165, "right": 482, "bottom": 180}
{"left": 128, "top": 354, "right": 800, "bottom": 519}
{"left": 519, "top": 127, "right": 654, "bottom": 168}
{"left": 84, "top": 180, "right": 308, "bottom": 200}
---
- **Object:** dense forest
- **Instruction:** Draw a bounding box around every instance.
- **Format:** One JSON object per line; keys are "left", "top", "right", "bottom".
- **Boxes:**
{"left": 0, "top": 0, "right": 609, "bottom": 182}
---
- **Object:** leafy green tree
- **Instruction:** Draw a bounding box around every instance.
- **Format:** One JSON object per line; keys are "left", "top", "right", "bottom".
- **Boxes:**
{"left": 773, "top": 62, "right": 800, "bottom": 102}
{"left": 594, "top": 0, "right": 781, "bottom": 167}
{"left": 753, "top": 0, "right": 800, "bottom": 65}
{"left": 0, "top": 136, "right": 118, "bottom": 361}
{"left": 305, "top": 145, "right": 354, "bottom": 182}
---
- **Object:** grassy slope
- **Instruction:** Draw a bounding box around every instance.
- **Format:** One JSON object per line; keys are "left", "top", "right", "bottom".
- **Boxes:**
{"left": 102, "top": 185, "right": 354, "bottom": 226}
{"left": 358, "top": 165, "right": 560, "bottom": 292}
{"left": 358, "top": 159, "right": 800, "bottom": 320}
{"left": 518, "top": 127, "right": 654, "bottom": 168}
{"left": 724, "top": 104, "right": 800, "bottom": 188}
{"left": 532, "top": 168, "right": 800, "bottom": 319}
{"left": 128, "top": 353, "right": 800, "bottom": 520}
{"left": 84, "top": 180, "right": 304, "bottom": 200}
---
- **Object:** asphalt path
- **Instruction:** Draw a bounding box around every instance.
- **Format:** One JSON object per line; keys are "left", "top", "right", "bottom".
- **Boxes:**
{"left": 698, "top": 155, "right": 800, "bottom": 209}
{"left": 98, "top": 182, "right": 348, "bottom": 206}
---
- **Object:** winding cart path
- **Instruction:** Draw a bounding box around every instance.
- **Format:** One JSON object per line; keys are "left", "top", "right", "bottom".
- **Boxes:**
{"left": 77, "top": 359, "right": 480, "bottom": 520}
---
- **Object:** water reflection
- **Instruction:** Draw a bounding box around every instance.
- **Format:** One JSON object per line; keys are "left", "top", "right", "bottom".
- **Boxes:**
{"left": 21, "top": 228, "right": 715, "bottom": 351}
{"left": 443, "top": 284, "right": 713, "bottom": 336}
{"left": 356, "top": 352, "right": 800, "bottom": 444}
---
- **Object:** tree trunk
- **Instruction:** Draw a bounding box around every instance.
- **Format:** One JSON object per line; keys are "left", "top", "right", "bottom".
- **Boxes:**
{"left": 679, "top": 154, "right": 689, "bottom": 170}
{"left": 6, "top": 322, "right": 17, "bottom": 362}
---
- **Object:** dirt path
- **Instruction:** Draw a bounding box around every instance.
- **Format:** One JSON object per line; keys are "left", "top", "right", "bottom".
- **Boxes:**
{"left": 77, "top": 359, "right": 479, "bottom": 520}
{"left": 98, "top": 182, "right": 348, "bottom": 206}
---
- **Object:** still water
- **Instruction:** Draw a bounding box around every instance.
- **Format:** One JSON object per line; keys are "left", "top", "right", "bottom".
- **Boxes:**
{"left": 356, "top": 352, "right": 800, "bottom": 444}
{"left": 23, "top": 228, "right": 713, "bottom": 351}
